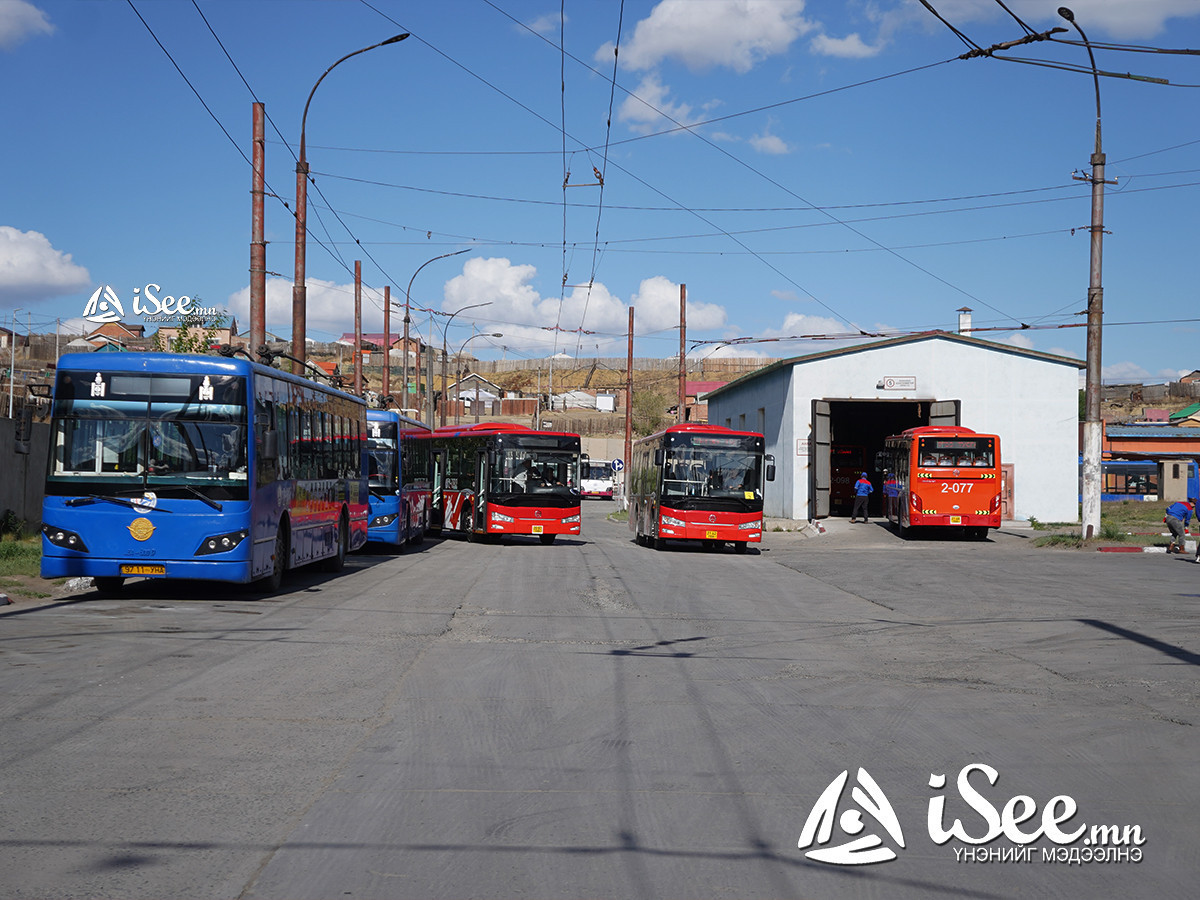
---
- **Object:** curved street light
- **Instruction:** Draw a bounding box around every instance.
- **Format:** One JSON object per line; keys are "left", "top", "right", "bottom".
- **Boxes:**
{"left": 1059, "top": 7, "right": 1106, "bottom": 539}
{"left": 454, "top": 332, "right": 503, "bottom": 425}
{"left": 400, "top": 248, "right": 472, "bottom": 414}
{"left": 291, "top": 33, "right": 409, "bottom": 374}
{"left": 438, "top": 301, "right": 492, "bottom": 425}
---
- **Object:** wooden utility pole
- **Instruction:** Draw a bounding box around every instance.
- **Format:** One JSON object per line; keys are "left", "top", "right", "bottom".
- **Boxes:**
{"left": 678, "top": 283, "right": 686, "bottom": 423}
{"left": 382, "top": 286, "right": 391, "bottom": 401}
{"left": 249, "top": 102, "right": 266, "bottom": 359}
{"left": 624, "top": 306, "right": 634, "bottom": 507}
{"left": 354, "top": 260, "right": 362, "bottom": 395}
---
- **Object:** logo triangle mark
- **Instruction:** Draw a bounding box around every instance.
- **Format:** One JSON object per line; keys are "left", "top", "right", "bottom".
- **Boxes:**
{"left": 797, "top": 768, "right": 905, "bottom": 865}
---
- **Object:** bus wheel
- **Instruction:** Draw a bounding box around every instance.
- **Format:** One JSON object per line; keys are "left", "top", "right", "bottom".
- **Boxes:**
{"left": 93, "top": 576, "right": 124, "bottom": 594}
{"left": 322, "top": 511, "right": 348, "bottom": 572}
{"left": 539, "top": 533, "right": 556, "bottom": 545}
{"left": 734, "top": 541, "right": 748, "bottom": 554}
{"left": 972, "top": 526, "right": 989, "bottom": 541}
{"left": 263, "top": 522, "right": 289, "bottom": 593}
{"left": 652, "top": 535, "right": 667, "bottom": 551}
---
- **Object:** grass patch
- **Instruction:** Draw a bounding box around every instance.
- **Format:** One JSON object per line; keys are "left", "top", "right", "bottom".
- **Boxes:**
{"left": 0, "top": 536, "right": 41, "bottom": 578}
{"left": 607, "top": 508, "right": 629, "bottom": 523}
{"left": 1032, "top": 500, "right": 1176, "bottom": 550}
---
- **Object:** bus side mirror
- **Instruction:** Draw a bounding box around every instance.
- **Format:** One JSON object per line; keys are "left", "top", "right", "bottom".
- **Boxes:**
{"left": 654, "top": 449, "right": 664, "bottom": 467}
{"left": 487, "top": 449, "right": 496, "bottom": 468}
{"left": 765, "top": 455, "right": 775, "bottom": 482}
{"left": 580, "top": 453, "right": 589, "bottom": 465}
{"left": 262, "top": 430, "right": 279, "bottom": 461}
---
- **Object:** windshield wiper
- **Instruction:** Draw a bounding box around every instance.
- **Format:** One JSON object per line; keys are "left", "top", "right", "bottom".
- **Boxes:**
{"left": 65, "top": 494, "right": 167, "bottom": 511}
{"left": 179, "top": 485, "right": 222, "bottom": 510}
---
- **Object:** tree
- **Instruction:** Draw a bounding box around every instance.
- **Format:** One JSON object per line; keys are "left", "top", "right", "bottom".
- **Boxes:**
{"left": 152, "top": 301, "right": 226, "bottom": 355}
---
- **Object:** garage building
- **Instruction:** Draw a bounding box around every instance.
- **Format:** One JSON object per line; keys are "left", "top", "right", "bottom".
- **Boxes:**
{"left": 703, "top": 331, "right": 1084, "bottom": 524}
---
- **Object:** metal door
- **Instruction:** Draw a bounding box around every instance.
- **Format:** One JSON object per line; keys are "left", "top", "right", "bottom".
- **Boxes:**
{"left": 930, "top": 400, "right": 960, "bottom": 426}
{"left": 813, "top": 399, "right": 831, "bottom": 518}
{"left": 1001, "top": 463, "right": 1015, "bottom": 520}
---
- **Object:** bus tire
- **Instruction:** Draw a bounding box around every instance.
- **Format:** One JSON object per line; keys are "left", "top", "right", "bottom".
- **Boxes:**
{"left": 539, "top": 533, "right": 556, "bottom": 545}
{"left": 322, "top": 510, "right": 348, "bottom": 572}
{"left": 263, "top": 521, "right": 289, "bottom": 593}
{"left": 734, "top": 541, "right": 748, "bottom": 554}
{"left": 93, "top": 576, "right": 124, "bottom": 595}
{"left": 653, "top": 535, "right": 667, "bottom": 551}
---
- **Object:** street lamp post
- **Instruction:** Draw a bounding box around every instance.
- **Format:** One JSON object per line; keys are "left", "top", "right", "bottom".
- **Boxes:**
{"left": 438, "top": 302, "right": 492, "bottom": 426}
{"left": 8, "top": 308, "right": 21, "bottom": 418}
{"left": 401, "top": 249, "right": 471, "bottom": 415}
{"left": 292, "top": 33, "right": 408, "bottom": 375}
{"left": 1059, "top": 7, "right": 1107, "bottom": 539}
{"left": 454, "top": 331, "right": 503, "bottom": 425}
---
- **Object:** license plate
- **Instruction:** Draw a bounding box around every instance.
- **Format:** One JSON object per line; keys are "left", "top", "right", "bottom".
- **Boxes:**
{"left": 949, "top": 516, "right": 962, "bottom": 525}
{"left": 532, "top": 525, "right": 544, "bottom": 534}
{"left": 120, "top": 564, "right": 166, "bottom": 576}
{"left": 706, "top": 530, "right": 719, "bottom": 539}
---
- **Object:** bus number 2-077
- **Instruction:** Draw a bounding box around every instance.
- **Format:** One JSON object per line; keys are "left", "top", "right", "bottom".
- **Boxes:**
{"left": 940, "top": 483, "right": 974, "bottom": 494}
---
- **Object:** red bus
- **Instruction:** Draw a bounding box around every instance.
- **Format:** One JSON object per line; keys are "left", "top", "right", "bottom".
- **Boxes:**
{"left": 629, "top": 424, "right": 775, "bottom": 552}
{"left": 878, "top": 425, "right": 1001, "bottom": 539}
{"left": 428, "top": 423, "right": 584, "bottom": 543}
{"left": 830, "top": 444, "right": 866, "bottom": 516}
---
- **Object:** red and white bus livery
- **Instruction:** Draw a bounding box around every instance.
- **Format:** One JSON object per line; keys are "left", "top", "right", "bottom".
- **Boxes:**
{"left": 628, "top": 424, "right": 775, "bottom": 553}
{"left": 428, "top": 423, "right": 584, "bottom": 544}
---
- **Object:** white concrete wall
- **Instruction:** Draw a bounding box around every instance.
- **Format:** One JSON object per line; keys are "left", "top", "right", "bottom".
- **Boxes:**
{"left": 707, "top": 336, "right": 1082, "bottom": 523}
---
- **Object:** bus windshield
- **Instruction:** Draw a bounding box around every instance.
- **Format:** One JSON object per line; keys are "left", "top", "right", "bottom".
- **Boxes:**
{"left": 47, "top": 371, "right": 248, "bottom": 496}
{"left": 366, "top": 420, "right": 398, "bottom": 492}
{"left": 917, "top": 437, "right": 995, "bottom": 468}
{"left": 663, "top": 447, "right": 763, "bottom": 501}
{"left": 491, "top": 449, "right": 578, "bottom": 498}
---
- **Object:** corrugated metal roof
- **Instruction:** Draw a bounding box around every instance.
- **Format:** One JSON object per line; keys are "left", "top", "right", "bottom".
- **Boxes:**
{"left": 703, "top": 331, "right": 1085, "bottom": 402}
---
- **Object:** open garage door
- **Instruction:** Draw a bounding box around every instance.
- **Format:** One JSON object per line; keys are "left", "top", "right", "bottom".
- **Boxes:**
{"left": 813, "top": 399, "right": 831, "bottom": 518}
{"left": 930, "top": 400, "right": 960, "bottom": 426}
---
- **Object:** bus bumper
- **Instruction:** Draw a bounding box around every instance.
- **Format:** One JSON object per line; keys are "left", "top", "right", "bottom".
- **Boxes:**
{"left": 40, "top": 548, "right": 255, "bottom": 584}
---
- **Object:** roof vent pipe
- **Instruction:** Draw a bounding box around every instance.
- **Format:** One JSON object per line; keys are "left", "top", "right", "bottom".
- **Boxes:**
{"left": 957, "top": 306, "right": 973, "bottom": 336}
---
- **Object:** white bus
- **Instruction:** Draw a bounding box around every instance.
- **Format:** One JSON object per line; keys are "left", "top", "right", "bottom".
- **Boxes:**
{"left": 581, "top": 459, "right": 616, "bottom": 499}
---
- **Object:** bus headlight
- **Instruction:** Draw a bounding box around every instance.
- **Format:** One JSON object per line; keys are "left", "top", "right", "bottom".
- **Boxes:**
{"left": 370, "top": 514, "right": 398, "bottom": 527}
{"left": 662, "top": 515, "right": 686, "bottom": 528}
{"left": 195, "top": 530, "right": 249, "bottom": 556}
{"left": 563, "top": 514, "right": 580, "bottom": 524}
{"left": 42, "top": 524, "right": 89, "bottom": 552}
{"left": 738, "top": 520, "right": 762, "bottom": 530}
{"left": 490, "top": 511, "right": 514, "bottom": 523}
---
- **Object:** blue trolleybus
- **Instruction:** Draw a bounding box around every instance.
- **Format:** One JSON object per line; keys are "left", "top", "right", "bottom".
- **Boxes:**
{"left": 366, "top": 409, "right": 432, "bottom": 547}
{"left": 40, "top": 352, "right": 369, "bottom": 592}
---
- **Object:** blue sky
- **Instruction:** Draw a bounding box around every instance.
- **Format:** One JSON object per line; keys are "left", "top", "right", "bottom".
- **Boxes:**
{"left": 2, "top": 0, "right": 1198, "bottom": 382}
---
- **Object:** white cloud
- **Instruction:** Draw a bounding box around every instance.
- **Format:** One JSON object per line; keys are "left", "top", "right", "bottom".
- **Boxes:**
{"left": 911, "top": 0, "right": 1200, "bottom": 41}
{"left": 1102, "top": 360, "right": 1151, "bottom": 383}
{"left": 612, "top": 0, "right": 816, "bottom": 73}
{"left": 0, "top": 226, "right": 90, "bottom": 302}
{"left": 617, "top": 73, "right": 697, "bottom": 134}
{"left": 631, "top": 275, "right": 727, "bottom": 333}
{"left": 526, "top": 11, "right": 564, "bottom": 36}
{"left": 0, "top": 0, "right": 53, "bottom": 50}
{"left": 749, "top": 120, "right": 791, "bottom": 154}
{"left": 810, "top": 31, "right": 879, "bottom": 59}
{"left": 997, "top": 333, "right": 1036, "bottom": 350}
{"left": 227, "top": 276, "right": 396, "bottom": 341}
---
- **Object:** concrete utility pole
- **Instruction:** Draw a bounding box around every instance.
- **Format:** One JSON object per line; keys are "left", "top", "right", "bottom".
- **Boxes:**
{"left": 249, "top": 102, "right": 267, "bottom": 359}
{"left": 1060, "top": 6, "right": 1110, "bottom": 539}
